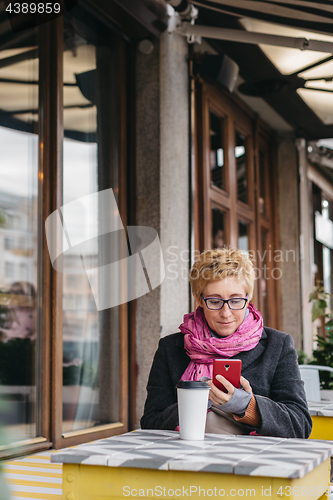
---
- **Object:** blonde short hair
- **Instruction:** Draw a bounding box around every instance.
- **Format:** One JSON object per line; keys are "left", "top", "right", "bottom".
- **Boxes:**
{"left": 189, "top": 247, "right": 255, "bottom": 302}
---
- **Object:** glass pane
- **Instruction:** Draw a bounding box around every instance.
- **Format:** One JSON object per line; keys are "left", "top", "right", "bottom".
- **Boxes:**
{"left": 258, "top": 151, "right": 266, "bottom": 215}
{"left": 321, "top": 196, "right": 333, "bottom": 221}
{"left": 0, "top": 33, "right": 40, "bottom": 441}
{"left": 238, "top": 220, "right": 249, "bottom": 252}
{"left": 260, "top": 231, "right": 269, "bottom": 325}
{"left": 235, "top": 131, "right": 248, "bottom": 204}
{"left": 209, "top": 111, "right": 225, "bottom": 190}
{"left": 212, "top": 206, "right": 225, "bottom": 249}
{"left": 62, "top": 11, "right": 120, "bottom": 432}
{"left": 323, "top": 246, "right": 331, "bottom": 295}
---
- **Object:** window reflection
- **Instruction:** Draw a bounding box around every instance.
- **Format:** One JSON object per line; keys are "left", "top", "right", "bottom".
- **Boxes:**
{"left": 235, "top": 131, "right": 248, "bottom": 204}
{"left": 238, "top": 220, "right": 249, "bottom": 251}
{"left": 212, "top": 206, "right": 225, "bottom": 249}
{"left": 209, "top": 111, "right": 225, "bottom": 190}
{"left": 258, "top": 151, "right": 266, "bottom": 215}
{"left": 0, "top": 34, "right": 39, "bottom": 442}
{"left": 62, "top": 13, "right": 120, "bottom": 432}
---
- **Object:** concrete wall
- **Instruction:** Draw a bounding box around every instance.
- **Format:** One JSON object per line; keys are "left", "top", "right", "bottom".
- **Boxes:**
{"left": 276, "top": 133, "right": 302, "bottom": 349}
{"left": 135, "top": 31, "right": 189, "bottom": 428}
{"left": 160, "top": 31, "right": 189, "bottom": 338}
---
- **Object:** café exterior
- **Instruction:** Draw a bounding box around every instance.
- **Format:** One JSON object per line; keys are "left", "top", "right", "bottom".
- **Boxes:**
{"left": 0, "top": 0, "right": 333, "bottom": 457}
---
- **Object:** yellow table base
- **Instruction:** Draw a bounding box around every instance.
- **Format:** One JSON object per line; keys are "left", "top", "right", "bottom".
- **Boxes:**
{"left": 310, "top": 415, "right": 333, "bottom": 441}
{"left": 63, "top": 458, "right": 331, "bottom": 500}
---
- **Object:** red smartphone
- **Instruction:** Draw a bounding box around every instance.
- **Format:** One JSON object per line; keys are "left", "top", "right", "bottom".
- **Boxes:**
{"left": 212, "top": 359, "right": 242, "bottom": 393}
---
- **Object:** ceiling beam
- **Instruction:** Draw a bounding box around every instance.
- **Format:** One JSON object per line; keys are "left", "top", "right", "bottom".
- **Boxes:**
{"left": 178, "top": 22, "right": 333, "bottom": 53}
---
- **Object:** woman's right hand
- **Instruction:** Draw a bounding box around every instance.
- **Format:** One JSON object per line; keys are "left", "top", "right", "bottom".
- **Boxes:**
{"left": 208, "top": 374, "right": 235, "bottom": 405}
{"left": 209, "top": 375, "right": 252, "bottom": 406}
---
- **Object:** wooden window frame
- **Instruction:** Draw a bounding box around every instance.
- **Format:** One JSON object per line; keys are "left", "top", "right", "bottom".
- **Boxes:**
{"left": 197, "top": 81, "right": 256, "bottom": 250}
{"left": 194, "top": 79, "right": 280, "bottom": 329}
{"left": 9, "top": 12, "right": 130, "bottom": 455}
{"left": 254, "top": 123, "right": 280, "bottom": 329}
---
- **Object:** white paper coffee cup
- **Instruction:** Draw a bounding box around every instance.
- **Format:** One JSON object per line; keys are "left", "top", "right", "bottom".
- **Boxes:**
{"left": 176, "top": 380, "right": 210, "bottom": 440}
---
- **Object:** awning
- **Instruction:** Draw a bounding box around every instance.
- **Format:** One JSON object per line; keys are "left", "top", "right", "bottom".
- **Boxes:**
{"left": 170, "top": 0, "right": 333, "bottom": 138}
{"left": 192, "top": 0, "right": 333, "bottom": 36}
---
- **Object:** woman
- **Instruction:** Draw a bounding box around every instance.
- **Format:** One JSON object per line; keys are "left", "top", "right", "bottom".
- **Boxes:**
{"left": 141, "top": 247, "right": 312, "bottom": 438}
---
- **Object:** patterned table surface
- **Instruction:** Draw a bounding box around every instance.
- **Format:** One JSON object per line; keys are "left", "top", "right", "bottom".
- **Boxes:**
{"left": 308, "top": 401, "right": 333, "bottom": 416}
{"left": 51, "top": 429, "right": 333, "bottom": 479}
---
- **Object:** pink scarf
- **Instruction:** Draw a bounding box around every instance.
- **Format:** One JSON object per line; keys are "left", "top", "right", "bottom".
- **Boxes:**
{"left": 180, "top": 303, "right": 263, "bottom": 381}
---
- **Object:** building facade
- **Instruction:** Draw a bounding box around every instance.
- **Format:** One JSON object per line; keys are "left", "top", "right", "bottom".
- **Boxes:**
{"left": 0, "top": 0, "right": 332, "bottom": 456}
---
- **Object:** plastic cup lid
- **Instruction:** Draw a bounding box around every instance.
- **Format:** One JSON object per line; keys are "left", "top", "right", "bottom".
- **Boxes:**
{"left": 176, "top": 380, "right": 210, "bottom": 389}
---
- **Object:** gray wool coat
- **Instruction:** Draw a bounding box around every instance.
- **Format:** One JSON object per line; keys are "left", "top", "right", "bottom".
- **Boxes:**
{"left": 140, "top": 327, "right": 312, "bottom": 438}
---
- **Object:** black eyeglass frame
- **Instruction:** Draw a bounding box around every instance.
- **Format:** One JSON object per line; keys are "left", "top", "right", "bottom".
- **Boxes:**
{"left": 201, "top": 294, "right": 249, "bottom": 310}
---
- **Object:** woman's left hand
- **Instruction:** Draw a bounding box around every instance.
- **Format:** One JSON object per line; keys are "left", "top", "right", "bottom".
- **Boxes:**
{"left": 208, "top": 375, "right": 252, "bottom": 405}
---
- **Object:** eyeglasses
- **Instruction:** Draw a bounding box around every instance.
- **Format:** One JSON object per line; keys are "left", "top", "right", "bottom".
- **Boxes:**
{"left": 202, "top": 295, "right": 248, "bottom": 310}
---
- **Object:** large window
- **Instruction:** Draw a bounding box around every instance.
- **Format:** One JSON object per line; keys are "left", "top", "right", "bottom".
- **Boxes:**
{"left": 195, "top": 82, "right": 279, "bottom": 328}
{"left": 0, "top": 3, "right": 128, "bottom": 456}
{"left": 0, "top": 28, "right": 41, "bottom": 445}
{"left": 61, "top": 15, "right": 124, "bottom": 437}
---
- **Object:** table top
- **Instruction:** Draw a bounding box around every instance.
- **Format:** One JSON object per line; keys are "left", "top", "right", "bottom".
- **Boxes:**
{"left": 308, "top": 400, "right": 333, "bottom": 416}
{"left": 51, "top": 429, "right": 333, "bottom": 479}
